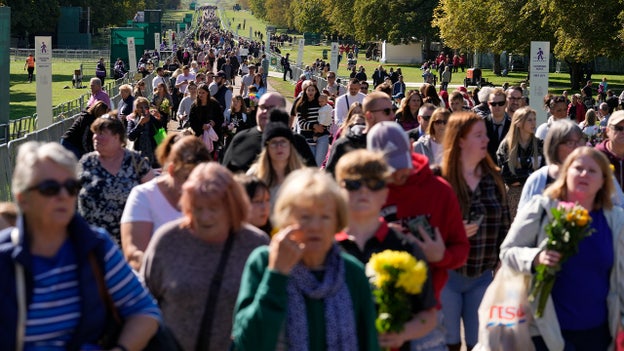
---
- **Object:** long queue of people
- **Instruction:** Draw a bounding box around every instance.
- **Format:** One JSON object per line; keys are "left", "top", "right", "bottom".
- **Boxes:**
{"left": 3, "top": 5, "right": 624, "bottom": 351}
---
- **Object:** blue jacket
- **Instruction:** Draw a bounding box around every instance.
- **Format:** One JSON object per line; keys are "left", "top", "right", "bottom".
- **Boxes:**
{"left": 0, "top": 215, "right": 118, "bottom": 350}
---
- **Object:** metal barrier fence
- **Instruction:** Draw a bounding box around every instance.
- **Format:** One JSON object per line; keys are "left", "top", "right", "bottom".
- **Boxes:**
{"left": 0, "top": 72, "right": 156, "bottom": 202}
{"left": 10, "top": 48, "right": 111, "bottom": 62}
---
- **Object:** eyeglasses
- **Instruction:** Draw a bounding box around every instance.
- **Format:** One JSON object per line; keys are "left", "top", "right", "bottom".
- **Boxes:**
{"left": 611, "top": 125, "right": 624, "bottom": 133}
{"left": 420, "top": 115, "right": 432, "bottom": 121}
{"left": 342, "top": 178, "right": 386, "bottom": 191}
{"left": 268, "top": 139, "right": 289, "bottom": 148}
{"left": 369, "top": 108, "right": 393, "bottom": 116}
{"left": 489, "top": 100, "right": 506, "bottom": 107}
{"left": 562, "top": 138, "right": 585, "bottom": 148}
{"left": 433, "top": 119, "right": 448, "bottom": 125}
{"left": 26, "top": 179, "right": 81, "bottom": 197}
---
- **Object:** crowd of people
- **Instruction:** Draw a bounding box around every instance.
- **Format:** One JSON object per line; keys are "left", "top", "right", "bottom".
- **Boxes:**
{"left": 4, "top": 4, "right": 624, "bottom": 351}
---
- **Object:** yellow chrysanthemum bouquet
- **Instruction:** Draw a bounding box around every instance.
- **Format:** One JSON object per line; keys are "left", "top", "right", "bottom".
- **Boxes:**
{"left": 529, "top": 202, "right": 593, "bottom": 317}
{"left": 366, "top": 250, "right": 428, "bottom": 334}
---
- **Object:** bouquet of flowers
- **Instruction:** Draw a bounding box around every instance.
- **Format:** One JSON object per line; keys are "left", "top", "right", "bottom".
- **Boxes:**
{"left": 366, "top": 250, "right": 428, "bottom": 335}
{"left": 529, "top": 202, "right": 593, "bottom": 318}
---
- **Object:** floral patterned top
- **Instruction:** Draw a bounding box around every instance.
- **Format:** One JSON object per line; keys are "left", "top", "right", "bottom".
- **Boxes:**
{"left": 78, "top": 149, "right": 151, "bottom": 243}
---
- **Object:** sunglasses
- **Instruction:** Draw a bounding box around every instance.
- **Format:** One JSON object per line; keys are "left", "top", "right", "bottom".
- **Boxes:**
{"left": 369, "top": 108, "right": 393, "bottom": 116}
{"left": 489, "top": 100, "right": 506, "bottom": 107}
{"left": 26, "top": 179, "right": 81, "bottom": 197}
{"left": 342, "top": 178, "right": 386, "bottom": 192}
{"left": 433, "top": 119, "right": 448, "bottom": 125}
{"left": 420, "top": 115, "right": 432, "bottom": 121}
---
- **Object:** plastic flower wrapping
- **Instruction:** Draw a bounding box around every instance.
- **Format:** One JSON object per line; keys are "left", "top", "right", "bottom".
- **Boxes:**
{"left": 366, "top": 250, "right": 428, "bottom": 334}
{"left": 529, "top": 201, "right": 593, "bottom": 318}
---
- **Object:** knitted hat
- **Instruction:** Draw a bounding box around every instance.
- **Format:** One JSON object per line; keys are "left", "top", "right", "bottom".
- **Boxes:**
{"left": 262, "top": 122, "right": 293, "bottom": 146}
{"left": 367, "top": 121, "right": 413, "bottom": 170}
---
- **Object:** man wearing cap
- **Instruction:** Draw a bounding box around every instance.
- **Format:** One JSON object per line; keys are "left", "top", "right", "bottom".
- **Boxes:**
{"left": 325, "top": 92, "right": 396, "bottom": 175}
{"left": 596, "top": 111, "right": 624, "bottom": 190}
{"left": 222, "top": 92, "right": 316, "bottom": 173}
{"left": 334, "top": 78, "right": 366, "bottom": 127}
{"left": 367, "top": 121, "right": 469, "bottom": 350}
{"left": 212, "top": 70, "right": 232, "bottom": 112}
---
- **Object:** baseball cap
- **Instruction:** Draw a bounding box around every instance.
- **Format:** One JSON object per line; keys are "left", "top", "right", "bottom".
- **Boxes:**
{"left": 608, "top": 111, "right": 624, "bottom": 126}
{"left": 366, "top": 121, "right": 413, "bottom": 170}
{"left": 216, "top": 71, "right": 227, "bottom": 78}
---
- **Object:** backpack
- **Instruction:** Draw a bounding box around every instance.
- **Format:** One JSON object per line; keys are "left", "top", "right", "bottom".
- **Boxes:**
{"left": 280, "top": 57, "right": 286, "bottom": 66}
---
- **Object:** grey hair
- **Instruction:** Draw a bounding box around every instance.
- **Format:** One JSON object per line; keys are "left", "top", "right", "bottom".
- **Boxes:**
{"left": 477, "top": 87, "right": 494, "bottom": 104}
{"left": 90, "top": 77, "right": 102, "bottom": 87}
{"left": 544, "top": 120, "right": 583, "bottom": 165}
{"left": 12, "top": 142, "right": 78, "bottom": 197}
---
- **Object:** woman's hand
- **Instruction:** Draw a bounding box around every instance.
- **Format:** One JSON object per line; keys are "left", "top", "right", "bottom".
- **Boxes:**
{"left": 138, "top": 115, "right": 149, "bottom": 126}
{"left": 378, "top": 332, "right": 407, "bottom": 349}
{"left": 534, "top": 249, "right": 561, "bottom": 267}
{"left": 412, "top": 227, "right": 446, "bottom": 263}
{"left": 463, "top": 220, "right": 479, "bottom": 238}
{"left": 313, "top": 123, "right": 325, "bottom": 133}
{"left": 268, "top": 225, "right": 304, "bottom": 275}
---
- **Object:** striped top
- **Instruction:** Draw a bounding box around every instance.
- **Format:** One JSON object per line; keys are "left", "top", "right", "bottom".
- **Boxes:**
{"left": 24, "top": 236, "right": 161, "bottom": 350}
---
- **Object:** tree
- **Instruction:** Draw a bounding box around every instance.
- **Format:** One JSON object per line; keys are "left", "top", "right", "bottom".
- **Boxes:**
{"left": 353, "top": 0, "right": 438, "bottom": 45}
{"left": 264, "top": 0, "right": 291, "bottom": 28}
{"left": 535, "top": 0, "right": 624, "bottom": 89}
{"left": 248, "top": 0, "right": 267, "bottom": 20}
{"left": 7, "top": 0, "right": 61, "bottom": 37}
{"left": 290, "top": 0, "right": 330, "bottom": 34}
{"left": 324, "top": 0, "right": 355, "bottom": 37}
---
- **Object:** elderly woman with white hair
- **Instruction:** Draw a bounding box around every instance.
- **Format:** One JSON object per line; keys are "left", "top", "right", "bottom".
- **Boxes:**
{"left": 0, "top": 141, "right": 161, "bottom": 350}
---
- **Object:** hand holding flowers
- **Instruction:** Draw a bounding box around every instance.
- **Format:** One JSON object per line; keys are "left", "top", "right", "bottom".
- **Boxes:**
{"left": 529, "top": 202, "right": 593, "bottom": 318}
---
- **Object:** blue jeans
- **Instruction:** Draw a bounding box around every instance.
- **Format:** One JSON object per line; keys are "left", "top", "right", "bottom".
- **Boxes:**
{"left": 441, "top": 269, "right": 493, "bottom": 347}
{"left": 309, "top": 134, "right": 330, "bottom": 167}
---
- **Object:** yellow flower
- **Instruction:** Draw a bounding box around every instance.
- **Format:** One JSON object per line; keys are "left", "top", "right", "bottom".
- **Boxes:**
{"left": 396, "top": 260, "right": 428, "bottom": 294}
{"left": 576, "top": 214, "right": 589, "bottom": 227}
{"left": 367, "top": 250, "right": 428, "bottom": 293}
{"left": 565, "top": 213, "right": 574, "bottom": 222}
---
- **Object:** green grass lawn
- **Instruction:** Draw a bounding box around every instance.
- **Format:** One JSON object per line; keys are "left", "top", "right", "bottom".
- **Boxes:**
{"left": 9, "top": 59, "right": 92, "bottom": 120}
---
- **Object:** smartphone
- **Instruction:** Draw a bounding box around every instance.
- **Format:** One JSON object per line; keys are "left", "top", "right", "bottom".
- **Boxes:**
{"left": 405, "top": 216, "right": 435, "bottom": 241}
{"left": 469, "top": 213, "right": 485, "bottom": 227}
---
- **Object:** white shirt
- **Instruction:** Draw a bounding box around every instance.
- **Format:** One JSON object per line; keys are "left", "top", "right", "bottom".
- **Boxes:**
{"left": 152, "top": 75, "right": 169, "bottom": 92}
{"left": 120, "top": 178, "right": 183, "bottom": 235}
{"left": 334, "top": 92, "right": 366, "bottom": 126}
{"left": 175, "top": 72, "right": 196, "bottom": 94}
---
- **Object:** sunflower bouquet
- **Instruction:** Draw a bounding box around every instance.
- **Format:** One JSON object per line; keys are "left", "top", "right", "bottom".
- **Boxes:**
{"left": 366, "top": 250, "right": 428, "bottom": 334}
{"left": 529, "top": 202, "right": 593, "bottom": 318}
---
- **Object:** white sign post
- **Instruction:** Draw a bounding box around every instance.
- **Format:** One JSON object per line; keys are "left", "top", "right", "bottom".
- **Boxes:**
{"left": 330, "top": 42, "right": 339, "bottom": 72}
{"left": 35, "top": 36, "right": 53, "bottom": 128}
{"left": 529, "top": 41, "right": 550, "bottom": 125}
{"left": 127, "top": 37, "right": 137, "bottom": 74}
{"left": 297, "top": 39, "right": 305, "bottom": 67}
{"left": 154, "top": 33, "right": 160, "bottom": 52}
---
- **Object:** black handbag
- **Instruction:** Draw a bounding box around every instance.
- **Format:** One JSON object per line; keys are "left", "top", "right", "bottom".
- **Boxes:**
{"left": 88, "top": 253, "right": 182, "bottom": 351}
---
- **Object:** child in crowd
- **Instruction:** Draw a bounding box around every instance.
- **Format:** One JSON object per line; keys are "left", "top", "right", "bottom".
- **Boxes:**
{"left": 316, "top": 94, "right": 333, "bottom": 141}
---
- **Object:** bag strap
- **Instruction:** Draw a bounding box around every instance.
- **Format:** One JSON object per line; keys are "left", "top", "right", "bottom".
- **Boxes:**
{"left": 88, "top": 252, "right": 122, "bottom": 325}
{"left": 195, "top": 232, "right": 236, "bottom": 351}
{"left": 11, "top": 228, "right": 26, "bottom": 351}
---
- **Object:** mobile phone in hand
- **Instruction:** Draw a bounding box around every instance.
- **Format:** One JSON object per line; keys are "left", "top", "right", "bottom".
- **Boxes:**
{"left": 405, "top": 216, "right": 435, "bottom": 241}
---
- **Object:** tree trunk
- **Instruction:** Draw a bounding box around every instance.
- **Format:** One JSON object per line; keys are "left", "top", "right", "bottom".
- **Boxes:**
{"left": 566, "top": 60, "right": 582, "bottom": 90}
{"left": 492, "top": 52, "right": 501, "bottom": 76}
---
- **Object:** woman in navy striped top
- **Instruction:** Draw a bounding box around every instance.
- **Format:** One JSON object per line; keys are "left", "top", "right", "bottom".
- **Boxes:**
{"left": 0, "top": 141, "right": 161, "bottom": 351}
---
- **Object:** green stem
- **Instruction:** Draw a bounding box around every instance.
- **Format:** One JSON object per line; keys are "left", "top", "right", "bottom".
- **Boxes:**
{"left": 535, "top": 277, "right": 555, "bottom": 318}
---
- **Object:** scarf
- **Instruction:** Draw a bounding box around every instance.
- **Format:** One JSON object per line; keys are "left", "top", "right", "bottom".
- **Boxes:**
{"left": 286, "top": 244, "right": 358, "bottom": 351}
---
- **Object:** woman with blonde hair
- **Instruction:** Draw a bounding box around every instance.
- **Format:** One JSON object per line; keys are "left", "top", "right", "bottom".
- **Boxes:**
{"left": 334, "top": 101, "right": 363, "bottom": 139}
{"left": 496, "top": 106, "right": 544, "bottom": 217}
{"left": 413, "top": 107, "right": 451, "bottom": 166}
{"left": 501, "top": 147, "right": 624, "bottom": 351}
{"left": 232, "top": 168, "right": 379, "bottom": 350}
{"left": 440, "top": 112, "right": 510, "bottom": 351}
{"left": 247, "top": 122, "right": 304, "bottom": 210}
